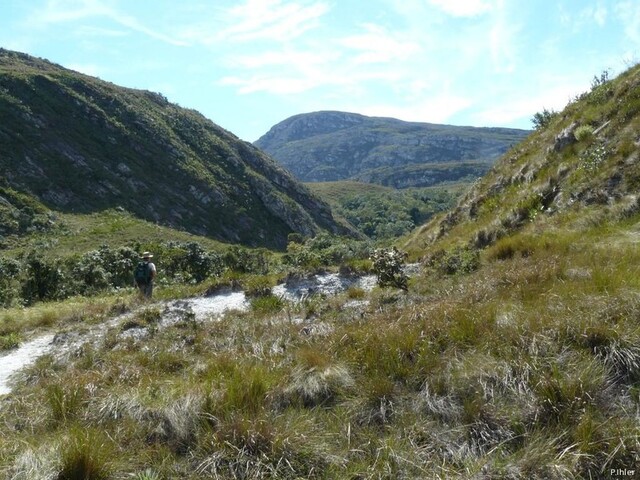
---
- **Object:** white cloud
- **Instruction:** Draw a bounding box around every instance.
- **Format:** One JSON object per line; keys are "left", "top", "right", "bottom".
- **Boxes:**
{"left": 471, "top": 83, "right": 584, "bottom": 126}
{"left": 74, "top": 26, "right": 128, "bottom": 37}
{"left": 616, "top": 1, "right": 640, "bottom": 45}
{"left": 426, "top": 0, "right": 494, "bottom": 17}
{"left": 219, "top": 74, "right": 318, "bottom": 94}
{"left": 489, "top": 13, "right": 521, "bottom": 73}
{"left": 217, "top": 0, "right": 329, "bottom": 43}
{"left": 229, "top": 49, "right": 338, "bottom": 70}
{"left": 29, "top": 0, "right": 110, "bottom": 24}
{"left": 338, "top": 23, "right": 421, "bottom": 64}
{"left": 356, "top": 94, "right": 472, "bottom": 124}
{"left": 29, "top": 0, "right": 188, "bottom": 46}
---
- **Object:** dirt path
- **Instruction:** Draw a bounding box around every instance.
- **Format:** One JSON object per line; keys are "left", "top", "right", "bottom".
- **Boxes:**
{"left": 0, "top": 273, "right": 378, "bottom": 395}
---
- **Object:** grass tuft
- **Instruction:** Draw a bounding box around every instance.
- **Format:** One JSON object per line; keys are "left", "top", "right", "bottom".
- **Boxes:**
{"left": 57, "top": 427, "right": 113, "bottom": 480}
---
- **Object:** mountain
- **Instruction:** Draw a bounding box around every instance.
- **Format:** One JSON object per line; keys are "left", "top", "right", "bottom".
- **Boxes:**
{"left": 405, "top": 66, "right": 640, "bottom": 255}
{"left": 254, "top": 111, "right": 530, "bottom": 187}
{"left": 0, "top": 49, "right": 351, "bottom": 249}
{"left": 4, "top": 64, "right": 640, "bottom": 479}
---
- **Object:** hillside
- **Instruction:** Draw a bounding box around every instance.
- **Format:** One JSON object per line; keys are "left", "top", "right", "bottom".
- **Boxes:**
{"left": 308, "top": 180, "right": 463, "bottom": 240}
{"left": 254, "top": 111, "right": 530, "bottom": 186}
{"left": 405, "top": 66, "right": 640, "bottom": 255}
{"left": 4, "top": 64, "right": 640, "bottom": 478}
{"left": 0, "top": 49, "right": 350, "bottom": 249}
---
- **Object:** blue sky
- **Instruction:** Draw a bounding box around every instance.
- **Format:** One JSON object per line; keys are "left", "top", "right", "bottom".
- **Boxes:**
{"left": 1, "top": 0, "right": 638, "bottom": 142}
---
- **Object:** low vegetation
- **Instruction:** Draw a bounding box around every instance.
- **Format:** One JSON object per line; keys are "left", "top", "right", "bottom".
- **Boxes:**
{"left": 309, "top": 181, "right": 462, "bottom": 240}
{"left": 3, "top": 64, "right": 640, "bottom": 479}
{"left": 2, "top": 209, "right": 639, "bottom": 478}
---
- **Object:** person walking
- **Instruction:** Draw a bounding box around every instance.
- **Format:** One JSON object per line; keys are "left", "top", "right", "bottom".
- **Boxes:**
{"left": 134, "top": 251, "right": 156, "bottom": 299}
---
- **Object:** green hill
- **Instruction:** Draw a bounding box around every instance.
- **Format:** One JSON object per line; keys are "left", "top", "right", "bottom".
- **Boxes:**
{"left": 405, "top": 66, "right": 640, "bottom": 255}
{"left": 255, "top": 110, "right": 530, "bottom": 187}
{"left": 308, "top": 180, "right": 464, "bottom": 240}
{"left": 2, "top": 62, "right": 640, "bottom": 479}
{"left": 0, "top": 49, "right": 351, "bottom": 249}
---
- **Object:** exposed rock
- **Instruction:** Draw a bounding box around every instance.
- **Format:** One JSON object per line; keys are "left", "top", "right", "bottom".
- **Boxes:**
{"left": 0, "top": 48, "right": 353, "bottom": 248}
{"left": 255, "top": 111, "right": 530, "bottom": 186}
{"left": 553, "top": 122, "right": 578, "bottom": 152}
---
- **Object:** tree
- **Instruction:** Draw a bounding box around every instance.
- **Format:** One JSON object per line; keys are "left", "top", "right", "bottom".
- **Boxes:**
{"left": 531, "top": 108, "right": 557, "bottom": 130}
{"left": 370, "top": 247, "right": 408, "bottom": 290}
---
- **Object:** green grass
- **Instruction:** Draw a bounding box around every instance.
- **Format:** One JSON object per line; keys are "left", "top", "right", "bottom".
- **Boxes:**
{"left": 1, "top": 209, "right": 227, "bottom": 259}
{"left": 5, "top": 60, "right": 640, "bottom": 479}
{"left": 3, "top": 216, "right": 640, "bottom": 477}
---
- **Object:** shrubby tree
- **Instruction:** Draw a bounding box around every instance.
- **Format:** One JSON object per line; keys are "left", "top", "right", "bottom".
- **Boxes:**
{"left": 183, "top": 242, "right": 224, "bottom": 282}
{"left": 69, "top": 245, "right": 139, "bottom": 293}
{"left": 223, "top": 246, "right": 271, "bottom": 274}
{"left": 531, "top": 108, "right": 558, "bottom": 130}
{"left": 370, "top": 247, "right": 408, "bottom": 290}
{"left": 0, "top": 258, "right": 21, "bottom": 307}
{"left": 427, "top": 246, "right": 480, "bottom": 275}
{"left": 21, "top": 252, "right": 67, "bottom": 304}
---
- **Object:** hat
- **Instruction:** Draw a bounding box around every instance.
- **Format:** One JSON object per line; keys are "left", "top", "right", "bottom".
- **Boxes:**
{"left": 141, "top": 251, "right": 153, "bottom": 258}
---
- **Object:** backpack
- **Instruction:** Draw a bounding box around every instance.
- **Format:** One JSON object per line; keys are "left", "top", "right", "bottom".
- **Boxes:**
{"left": 134, "top": 261, "right": 151, "bottom": 284}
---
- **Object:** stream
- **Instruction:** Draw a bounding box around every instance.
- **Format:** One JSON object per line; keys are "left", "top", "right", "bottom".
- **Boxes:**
{"left": 0, "top": 272, "right": 378, "bottom": 396}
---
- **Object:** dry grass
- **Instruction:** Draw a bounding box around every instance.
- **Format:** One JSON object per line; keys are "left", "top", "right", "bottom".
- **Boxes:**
{"left": 2, "top": 213, "right": 640, "bottom": 478}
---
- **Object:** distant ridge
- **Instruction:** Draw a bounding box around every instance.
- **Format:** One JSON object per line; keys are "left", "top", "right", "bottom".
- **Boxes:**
{"left": 0, "top": 49, "right": 352, "bottom": 248}
{"left": 255, "top": 111, "right": 530, "bottom": 187}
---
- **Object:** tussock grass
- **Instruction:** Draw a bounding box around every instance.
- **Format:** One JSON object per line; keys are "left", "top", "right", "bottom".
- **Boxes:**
{"left": 3, "top": 216, "right": 640, "bottom": 478}
{"left": 280, "top": 347, "right": 354, "bottom": 408}
{"left": 56, "top": 427, "right": 114, "bottom": 480}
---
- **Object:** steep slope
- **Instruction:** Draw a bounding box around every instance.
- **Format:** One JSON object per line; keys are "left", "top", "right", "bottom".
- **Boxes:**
{"left": 254, "top": 111, "right": 530, "bottom": 186}
{"left": 4, "top": 67, "right": 640, "bottom": 479}
{"left": 0, "top": 49, "right": 350, "bottom": 249}
{"left": 405, "top": 64, "right": 640, "bottom": 254}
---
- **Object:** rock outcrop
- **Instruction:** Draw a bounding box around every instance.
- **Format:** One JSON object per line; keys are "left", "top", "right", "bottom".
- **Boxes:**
{"left": 255, "top": 111, "right": 530, "bottom": 187}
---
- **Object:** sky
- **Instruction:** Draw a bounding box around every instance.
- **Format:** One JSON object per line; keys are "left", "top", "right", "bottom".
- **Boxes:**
{"left": 1, "top": 0, "right": 639, "bottom": 142}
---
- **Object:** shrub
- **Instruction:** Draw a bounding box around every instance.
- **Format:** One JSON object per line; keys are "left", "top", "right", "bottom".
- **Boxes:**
{"left": 0, "top": 257, "right": 21, "bottom": 307}
{"left": 531, "top": 108, "right": 558, "bottom": 130}
{"left": 223, "top": 246, "right": 271, "bottom": 274}
{"left": 370, "top": 247, "right": 408, "bottom": 290}
{"left": 243, "top": 275, "right": 274, "bottom": 298}
{"left": 427, "top": 246, "right": 480, "bottom": 275}
{"left": 574, "top": 125, "right": 594, "bottom": 142}
{"left": 21, "top": 252, "right": 68, "bottom": 304}
{"left": 282, "top": 242, "right": 321, "bottom": 270}
{"left": 579, "top": 142, "right": 610, "bottom": 172}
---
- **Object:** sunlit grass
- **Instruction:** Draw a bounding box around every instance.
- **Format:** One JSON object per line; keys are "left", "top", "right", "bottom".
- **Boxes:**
{"left": 3, "top": 212, "right": 640, "bottom": 478}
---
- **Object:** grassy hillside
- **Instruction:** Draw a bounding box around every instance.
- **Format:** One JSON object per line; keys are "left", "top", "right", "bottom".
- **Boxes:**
{"left": 255, "top": 111, "right": 529, "bottom": 185}
{"left": 308, "top": 181, "right": 465, "bottom": 240}
{"left": 0, "top": 49, "right": 350, "bottom": 249}
{"left": 404, "top": 66, "right": 640, "bottom": 256}
{"left": 2, "top": 65, "right": 640, "bottom": 478}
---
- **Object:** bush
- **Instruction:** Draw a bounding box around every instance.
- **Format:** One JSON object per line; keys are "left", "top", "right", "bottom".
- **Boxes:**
{"left": 574, "top": 125, "right": 594, "bottom": 142}
{"left": 428, "top": 246, "right": 480, "bottom": 275}
{"left": 370, "top": 247, "right": 408, "bottom": 290}
{"left": 21, "top": 252, "right": 68, "bottom": 304}
{"left": 531, "top": 108, "right": 558, "bottom": 130}
{"left": 223, "top": 246, "right": 271, "bottom": 274}
{"left": 0, "top": 257, "right": 21, "bottom": 307}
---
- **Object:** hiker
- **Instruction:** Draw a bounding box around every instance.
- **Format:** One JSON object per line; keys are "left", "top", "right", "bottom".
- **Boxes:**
{"left": 134, "top": 251, "right": 156, "bottom": 298}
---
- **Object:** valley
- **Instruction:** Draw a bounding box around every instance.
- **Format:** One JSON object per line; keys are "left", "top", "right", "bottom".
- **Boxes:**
{"left": 1, "top": 47, "right": 640, "bottom": 479}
